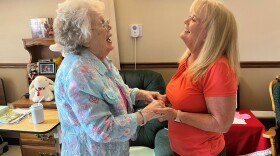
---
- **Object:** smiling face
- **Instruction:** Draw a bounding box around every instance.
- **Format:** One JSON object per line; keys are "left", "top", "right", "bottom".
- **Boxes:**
{"left": 180, "top": 12, "right": 207, "bottom": 55}
{"left": 89, "top": 16, "right": 114, "bottom": 61}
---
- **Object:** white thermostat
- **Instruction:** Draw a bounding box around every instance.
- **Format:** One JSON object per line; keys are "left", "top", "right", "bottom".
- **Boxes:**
{"left": 129, "top": 24, "right": 142, "bottom": 38}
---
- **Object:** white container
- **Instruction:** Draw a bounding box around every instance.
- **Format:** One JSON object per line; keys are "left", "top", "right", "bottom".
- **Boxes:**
{"left": 30, "top": 103, "right": 44, "bottom": 124}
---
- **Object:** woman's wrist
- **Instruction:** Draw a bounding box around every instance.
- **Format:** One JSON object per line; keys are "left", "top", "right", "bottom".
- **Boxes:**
{"left": 135, "top": 90, "right": 145, "bottom": 100}
{"left": 135, "top": 111, "right": 145, "bottom": 126}
{"left": 138, "top": 109, "right": 147, "bottom": 126}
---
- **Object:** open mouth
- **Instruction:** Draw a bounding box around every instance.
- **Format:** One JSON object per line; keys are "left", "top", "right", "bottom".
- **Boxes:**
{"left": 107, "top": 37, "right": 112, "bottom": 43}
{"left": 106, "top": 35, "right": 112, "bottom": 43}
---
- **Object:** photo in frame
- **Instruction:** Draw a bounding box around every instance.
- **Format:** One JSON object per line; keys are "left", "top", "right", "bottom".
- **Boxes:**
{"left": 27, "top": 63, "right": 38, "bottom": 80}
{"left": 38, "top": 59, "right": 51, "bottom": 62}
{"left": 38, "top": 62, "right": 56, "bottom": 75}
{"left": 30, "top": 18, "right": 54, "bottom": 38}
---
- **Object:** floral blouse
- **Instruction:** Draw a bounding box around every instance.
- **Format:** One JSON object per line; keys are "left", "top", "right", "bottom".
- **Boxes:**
{"left": 54, "top": 48, "right": 139, "bottom": 156}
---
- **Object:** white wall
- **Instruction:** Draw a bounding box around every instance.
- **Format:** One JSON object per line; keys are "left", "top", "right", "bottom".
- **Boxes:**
{"left": 0, "top": 0, "right": 120, "bottom": 68}
{"left": 115, "top": 0, "right": 280, "bottom": 63}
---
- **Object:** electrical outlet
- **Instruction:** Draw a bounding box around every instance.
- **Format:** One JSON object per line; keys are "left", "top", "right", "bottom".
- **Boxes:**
{"left": 129, "top": 24, "right": 142, "bottom": 38}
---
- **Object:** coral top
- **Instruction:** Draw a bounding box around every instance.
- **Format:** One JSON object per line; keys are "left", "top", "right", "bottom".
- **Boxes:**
{"left": 166, "top": 57, "right": 237, "bottom": 156}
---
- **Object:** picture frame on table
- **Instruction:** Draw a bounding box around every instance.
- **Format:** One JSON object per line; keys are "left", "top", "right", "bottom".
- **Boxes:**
{"left": 27, "top": 63, "right": 38, "bottom": 80}
{"left": 38, "top": 62, "right": 56, "bottom": 75}
{"left": 38, "top": 59, "right": 51, "bottom": 62}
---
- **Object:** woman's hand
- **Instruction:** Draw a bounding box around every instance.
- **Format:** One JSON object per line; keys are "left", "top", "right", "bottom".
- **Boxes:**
{"left": 136, "top": 90, "right": 164, "bottom": 104}
{"left": 157, "top": 94, "right": 170, "bottom": 105}
{"left": 142, "top": 100, "right": 165, "bottom": 120}
{"left": 153, "top": 107, "right": 177, "bottom": 122}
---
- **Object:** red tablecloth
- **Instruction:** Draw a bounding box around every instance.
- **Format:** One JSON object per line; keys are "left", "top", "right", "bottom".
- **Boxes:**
{"left": 224, "top": 109, "right": 270, "bottom": 156}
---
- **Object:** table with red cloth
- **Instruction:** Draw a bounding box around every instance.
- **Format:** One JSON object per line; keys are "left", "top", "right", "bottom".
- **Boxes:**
{"left": 224, "top": 109, "right": 271, "bottom": 156}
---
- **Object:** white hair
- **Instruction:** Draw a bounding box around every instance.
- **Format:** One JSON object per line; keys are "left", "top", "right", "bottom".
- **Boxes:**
{"left": 53, "top": 0, "right": 105, "bottom": 54}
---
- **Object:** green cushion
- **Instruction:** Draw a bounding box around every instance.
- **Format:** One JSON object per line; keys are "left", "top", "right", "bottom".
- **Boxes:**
{"left": 120, "top": 70, "right": 166, "bottom": 109}
{"left": 119, "top": 70, "right": 168, "bottom": 149}
{"left": 154, "top": 129, "right": 176, "bottom": 156}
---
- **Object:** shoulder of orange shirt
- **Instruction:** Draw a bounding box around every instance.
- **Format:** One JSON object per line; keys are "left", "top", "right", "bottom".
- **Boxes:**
{"left": 0, "top": 106, "right": 30, "bottom": 124}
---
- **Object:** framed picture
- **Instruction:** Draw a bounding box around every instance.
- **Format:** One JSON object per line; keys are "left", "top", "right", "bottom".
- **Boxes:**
{"left": 38, "top": 59, "right": 51, "bottom": 62}
{"left": 27, "top": 63, "right": 38, "bottom": 80}
{"left": 30, "top": 18, "right": 53, "bottom": 38}
{"left": 38, "top": 62, "right": 56, "bottom": 75}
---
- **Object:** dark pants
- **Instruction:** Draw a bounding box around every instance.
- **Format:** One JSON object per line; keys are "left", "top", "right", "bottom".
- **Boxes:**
{"left": 173, "top": 147, "right": 226, "bottom": 156}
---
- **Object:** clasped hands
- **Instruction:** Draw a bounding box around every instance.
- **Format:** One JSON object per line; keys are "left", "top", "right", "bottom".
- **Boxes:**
{"left": 137, "top": 90, "right": 177, "bottom": 122}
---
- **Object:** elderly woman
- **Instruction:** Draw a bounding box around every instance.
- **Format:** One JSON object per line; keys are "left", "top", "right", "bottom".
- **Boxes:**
{"left": 53, "top": 0, "right": 164, "bottom": 155}
{"left": 154, "top": 0, "right": 240, "bottom": 155}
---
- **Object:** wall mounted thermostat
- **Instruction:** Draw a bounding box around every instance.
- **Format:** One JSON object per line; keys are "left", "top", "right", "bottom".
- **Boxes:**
{"left": 129, "top": 24, "right": 142, "bottom": 38}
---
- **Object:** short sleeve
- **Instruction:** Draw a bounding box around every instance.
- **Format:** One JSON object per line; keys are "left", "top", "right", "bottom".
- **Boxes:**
{"left": 202, "top": 58, "right": 237, "bottom": 97}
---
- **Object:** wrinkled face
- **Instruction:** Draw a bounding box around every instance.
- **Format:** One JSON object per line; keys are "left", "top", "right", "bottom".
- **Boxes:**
{"left": 89, "top": 16, "right": 113, "bottom": 61}
{"left": 180, "top": 12, "right": 206, "bottom": 53}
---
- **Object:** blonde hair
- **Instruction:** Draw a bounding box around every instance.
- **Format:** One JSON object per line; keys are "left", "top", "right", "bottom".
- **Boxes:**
{"left": 180, "top": 0, "right": 240, "bottom": 83}
{"left": 53, "top": 0, "right": 104, "bottom": 54}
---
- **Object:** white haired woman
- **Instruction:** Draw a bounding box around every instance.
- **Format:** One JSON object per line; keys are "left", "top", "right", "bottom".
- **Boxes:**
{"left": 53, "top": 0, "right": 164, "bottom": 155}
{"left": 154, "top": 0, "right": 240, "bottom": 155}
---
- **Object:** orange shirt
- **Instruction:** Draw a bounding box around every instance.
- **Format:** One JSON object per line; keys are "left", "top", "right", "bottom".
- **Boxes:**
{"left": 166, "top": 57, "right": 237, "bottom": 156}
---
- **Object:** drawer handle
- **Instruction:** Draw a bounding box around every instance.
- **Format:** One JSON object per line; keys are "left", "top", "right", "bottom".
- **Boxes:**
{"left": 36, "top": 134, "right": 53, "bottom": 141}
{"left": 38, "top": 152, "right": 54, "bottom": 156}
{"left": 38, "top": 152, "right": 46, "bottom": 156}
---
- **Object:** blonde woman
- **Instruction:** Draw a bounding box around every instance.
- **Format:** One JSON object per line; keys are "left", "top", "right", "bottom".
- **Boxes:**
{"left": 154, "top": 0, "right": 240, "bottom": 155}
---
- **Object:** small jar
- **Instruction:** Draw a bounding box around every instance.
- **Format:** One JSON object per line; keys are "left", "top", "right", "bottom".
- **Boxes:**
{"left": 30, "top": 103, "right": 44, "bottom": 124}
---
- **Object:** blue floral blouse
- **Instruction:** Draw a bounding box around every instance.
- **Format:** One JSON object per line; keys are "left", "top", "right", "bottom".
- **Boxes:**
{"left": 54, "top": 48, "right": 139, "bottom": 156}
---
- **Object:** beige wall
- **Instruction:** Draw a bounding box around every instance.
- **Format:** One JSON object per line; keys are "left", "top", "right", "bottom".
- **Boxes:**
{"left": 0, "top": 0, "right": 64, "bottom": 64}
{"left": 0, "top": 68, "right": 28, "bottom": 103}
{"left": 115, "top": 0, "right": 280, "bottom": 63}
{"left": 0, "top": 1, "right": 280, "bottom": 112}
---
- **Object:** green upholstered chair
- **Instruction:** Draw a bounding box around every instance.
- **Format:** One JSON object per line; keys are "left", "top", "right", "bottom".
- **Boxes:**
{"left": 263, "top": 75, "right": 280, "bottom": 156}
{"left": 119, "top": 70, "right": 174, "bottom": 156}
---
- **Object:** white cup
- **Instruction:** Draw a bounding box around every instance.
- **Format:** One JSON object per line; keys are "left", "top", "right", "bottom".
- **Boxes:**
{"left": 30, "top": 103, "right": 44, "bottom": 124}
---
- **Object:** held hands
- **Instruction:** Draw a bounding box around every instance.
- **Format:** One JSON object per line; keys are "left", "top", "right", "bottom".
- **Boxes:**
{"left": 136, "top": 90, "right": 166, "bottom": 104}
{"left": 141, "top": 100, "right": 165, "bottom": 122}
{"left": 136, "top": 90, "right": 174, "bottom": 124}
{"left": 153, "top": 107, "right": 177, "bottom": 122}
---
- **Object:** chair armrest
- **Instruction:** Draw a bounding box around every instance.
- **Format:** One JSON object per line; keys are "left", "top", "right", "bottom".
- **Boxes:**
{"left": 263, "top": 126, "right": 277, "bottom": 139}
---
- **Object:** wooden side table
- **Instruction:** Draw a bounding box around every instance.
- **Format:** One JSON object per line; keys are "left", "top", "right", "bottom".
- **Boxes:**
{"left": 224, "top": 109, "right": 270, "bottom": 156}
{"left": 7, "top": 100, "right": 60, "bottom": 156}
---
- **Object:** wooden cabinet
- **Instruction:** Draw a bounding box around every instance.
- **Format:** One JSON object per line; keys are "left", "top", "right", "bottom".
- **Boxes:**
{"left": 19, "top": 38, "right": 61, "bottom": 156}
{"left": 23, "top": 38, "right": 62, "bottom": 84}
{"left": 23, "top": 38, "right": 61, "bottom": 64}
{"left": 20, "top": 131, "right": 57, "bottom": 156}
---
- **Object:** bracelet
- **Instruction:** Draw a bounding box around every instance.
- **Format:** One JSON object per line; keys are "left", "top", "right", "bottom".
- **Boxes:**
{"left": 137, "top": 109, "right": 147, "bottom": 126}
{"left": 174, "top": 110, "right": 181, "bottom": 123}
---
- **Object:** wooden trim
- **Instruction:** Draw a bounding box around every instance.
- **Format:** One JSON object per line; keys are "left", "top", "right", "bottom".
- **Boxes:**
{"left": 22, "top": 38, "right": 55, "bottom": 48}
{"left": 240, "top": 61, "right": 280, "bottom": 68}
{"left": 1, "top": 62, "right": 280, "bottom": 69}
{"left": 121, "top": 61, "right": 280, "bottom": 69}
{"left": 120, "top": 62, "right": 178, "bottom": 68}
{"left": 0, "top": 63, "right": 27, "bottom": 68}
